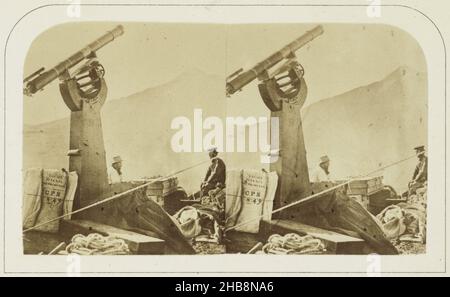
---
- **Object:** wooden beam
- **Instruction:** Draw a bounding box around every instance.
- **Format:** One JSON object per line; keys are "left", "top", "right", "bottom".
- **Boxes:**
{"left": 60, "top": 219, "right": 165, "bottom": 254}
{"left": 260, "top": 219, "right": 366, "bottom": 254}
{"left": 270, "top": 101, "right": 312, "bottom": 217}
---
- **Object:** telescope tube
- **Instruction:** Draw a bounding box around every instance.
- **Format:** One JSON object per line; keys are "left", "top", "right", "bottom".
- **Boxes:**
{"left": 24, "top": 25, "right": 124, "bottom": 95}
{"left": 226, "top": 25, "right": 323, "bottom": 96}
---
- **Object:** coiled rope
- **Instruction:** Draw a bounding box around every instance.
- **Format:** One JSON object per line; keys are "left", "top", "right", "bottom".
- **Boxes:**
{"left": 62, "top": 233, "right": 130, "bottom": 255}
{"left": 261, "top": 233, "right": 326, "bottom": 255}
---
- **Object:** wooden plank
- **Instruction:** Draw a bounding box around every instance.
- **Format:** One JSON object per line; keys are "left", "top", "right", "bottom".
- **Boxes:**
{"left": 260, "top": 219, "right": 366, "bottom": 254}
{"left": 60, "top": 219, "right": 165, "bottom": 254}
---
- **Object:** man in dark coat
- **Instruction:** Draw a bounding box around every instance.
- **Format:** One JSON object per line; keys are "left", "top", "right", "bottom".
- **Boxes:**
{"left": 408, "top": 145, "right": 428, "bottom": 196}
{"left": 200, "top": 147, "right": 226, "bottom": 197}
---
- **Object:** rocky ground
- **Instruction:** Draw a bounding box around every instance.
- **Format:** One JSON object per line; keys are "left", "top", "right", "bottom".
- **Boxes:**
{"left": 391, "top": 183, "right": 427, "bottom": 255}
{"left": 393, "top": 240, "right": 426, "bottom": 255}
{"left": 192, "top": 242, "right": 226, "bottom": 254}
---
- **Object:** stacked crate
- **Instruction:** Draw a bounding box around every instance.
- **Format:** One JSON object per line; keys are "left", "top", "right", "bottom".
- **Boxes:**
{"left": 347, "top": 176, "right": 383, "bottom": 210}
{"left": 145, "top": 176, "right": 179, "bottom": 207}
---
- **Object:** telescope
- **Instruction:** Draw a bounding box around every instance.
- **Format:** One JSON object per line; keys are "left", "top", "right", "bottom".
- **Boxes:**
{"left": 23, "top": 25, "right": 124, "bottom": 96}
{"left": 226, "top": 25, "right": 324, "bottom": 96}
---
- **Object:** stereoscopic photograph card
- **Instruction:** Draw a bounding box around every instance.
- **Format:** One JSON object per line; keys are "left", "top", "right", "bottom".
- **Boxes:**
{"left": 0, "top": 0, "right": 449, "bottom": 277}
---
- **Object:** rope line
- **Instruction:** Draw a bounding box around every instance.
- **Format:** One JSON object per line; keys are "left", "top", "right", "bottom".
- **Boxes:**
{"left": 22, "top": 159, "right": 209, "bottom": 233}
{"left": 225, "top": 154, "right": 417, "bottom": 232}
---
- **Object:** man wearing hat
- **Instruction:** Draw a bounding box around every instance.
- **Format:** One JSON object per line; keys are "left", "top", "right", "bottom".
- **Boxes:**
{"left": 311, "top": 155, "right": 333, "bottom": 182}
{"left": 200, "top": 147, "right": 226, "bottom": 197}
{"left": 108, "top": 155, "right": 124, "bottom": 184}
{"left": 408, "top": 145, "right": 427, "bottom": 195}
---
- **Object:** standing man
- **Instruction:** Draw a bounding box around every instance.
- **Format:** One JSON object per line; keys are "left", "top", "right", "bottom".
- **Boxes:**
{"left": 108, "top": 155, "right": 124, "bottom": 184}
{"left": 408, "top": 145, "right": 428, "bottom": 195}
{"left": 200, "top": 147, "right": 226, "bottom": 197}
{"left": 311, "top": 155, "right": 333, "bottom": 182}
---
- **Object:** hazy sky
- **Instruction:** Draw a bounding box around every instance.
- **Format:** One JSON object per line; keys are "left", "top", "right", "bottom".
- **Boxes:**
{"left": 24, "top": 22, "right": 426, "bottom": 125}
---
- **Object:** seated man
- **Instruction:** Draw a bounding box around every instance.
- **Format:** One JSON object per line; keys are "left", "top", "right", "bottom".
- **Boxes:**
{"left": 408, "top": 145, "right": 427, "bottom": 196}
{"left": 200, "top": 147, "right": 226, "bottom": 198}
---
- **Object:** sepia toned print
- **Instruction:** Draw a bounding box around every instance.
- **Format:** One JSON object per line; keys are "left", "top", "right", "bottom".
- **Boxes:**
{"left": 22, "top": 22, "right": 427, "bottom": 256}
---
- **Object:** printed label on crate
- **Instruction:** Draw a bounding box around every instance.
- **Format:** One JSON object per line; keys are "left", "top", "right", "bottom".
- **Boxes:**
{"left": 234, "top": 170, "right": 268, "bottom": 233}
{"left": 34, "top": 170, "right": 67, "bottom": 233}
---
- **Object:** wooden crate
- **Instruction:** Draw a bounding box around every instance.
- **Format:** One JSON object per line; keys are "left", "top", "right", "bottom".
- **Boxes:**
{"left": 146, "top": 176, "right": 178, "bottom": 195}
{"left": 347, "top": 176, "right": 383, "bottom": 195}
{"left": 145, "top": 176, "right": 178, "bottom": 207}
